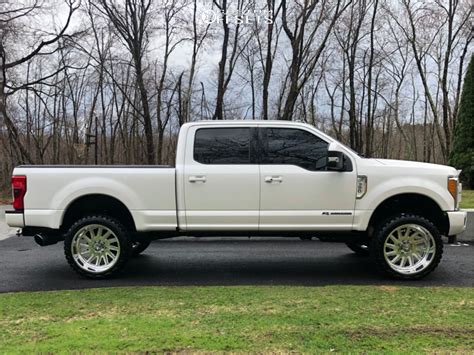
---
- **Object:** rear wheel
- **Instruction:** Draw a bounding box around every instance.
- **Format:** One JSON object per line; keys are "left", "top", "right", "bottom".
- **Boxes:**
{"left": 346, "top": 242, "right": 370, "bottom": 256}
{"left": 64, "top": 215, "right": 132, "bottom": 279}
{"left": 131, "top": 240, "right": 151, "bottom": 256}
{"left": 371, "top": 214, "right": 443, "bottom": 279}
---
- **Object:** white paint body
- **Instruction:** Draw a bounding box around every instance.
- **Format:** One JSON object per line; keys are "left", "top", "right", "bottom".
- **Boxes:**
{"left": 6, "top": 121, "right": 467, "bottom": 236}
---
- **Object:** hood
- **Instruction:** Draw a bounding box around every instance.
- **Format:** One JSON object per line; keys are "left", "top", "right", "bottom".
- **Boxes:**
{"left": 374, "top": 159, "right": 459, "bottom": 175}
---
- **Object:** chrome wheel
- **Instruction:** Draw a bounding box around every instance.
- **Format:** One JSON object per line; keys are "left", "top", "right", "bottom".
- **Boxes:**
{"left": 71, "top": 224, "right": 121, "bottom": 273}
{"left": 383, "top": 224, "right": 436, "bottom": 275}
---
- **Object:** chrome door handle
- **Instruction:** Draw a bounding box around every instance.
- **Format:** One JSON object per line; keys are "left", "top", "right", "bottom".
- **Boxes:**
{"left": 189, "top": 175, "right": 207, "bottom": 183}
{"left": 265, "top": 176, "right": 283, "bottom": 183}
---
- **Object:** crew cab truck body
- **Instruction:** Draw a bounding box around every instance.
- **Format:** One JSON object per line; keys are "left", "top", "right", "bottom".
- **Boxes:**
{"left": 6, "top": 121, "right": 467, "bottom": 279}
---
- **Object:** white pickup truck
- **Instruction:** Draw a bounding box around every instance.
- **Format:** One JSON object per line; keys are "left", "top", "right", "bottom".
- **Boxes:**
{"left": 6, "top": 121, "right": 467, "bottom": 279}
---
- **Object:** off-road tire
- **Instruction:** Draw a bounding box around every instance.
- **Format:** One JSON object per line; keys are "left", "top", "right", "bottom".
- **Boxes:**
{"left": 370, "top": 214, "right": 443, "bottom": 280}
{"left": 64, "top": 215, "right": 132, "bottom": 279}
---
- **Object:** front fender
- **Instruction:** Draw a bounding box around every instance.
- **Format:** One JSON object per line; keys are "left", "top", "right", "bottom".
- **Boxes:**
{"left": 352, "top": 176, "right": 453, "bottom": 231}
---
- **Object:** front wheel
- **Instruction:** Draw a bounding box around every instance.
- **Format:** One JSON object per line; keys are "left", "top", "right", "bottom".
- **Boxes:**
{"left": 64, "top": 215, "right": 132, "bottom": 279}
{"left": 371, "top": 214, "right": 443, "bottom": 280}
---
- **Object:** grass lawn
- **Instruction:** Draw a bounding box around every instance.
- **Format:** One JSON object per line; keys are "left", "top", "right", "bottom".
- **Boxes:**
{"left": 0, "top": 286, "right": 473, "bottom": 353}
{"left": 461, "top": 189, "right": 474, "bottom": 209}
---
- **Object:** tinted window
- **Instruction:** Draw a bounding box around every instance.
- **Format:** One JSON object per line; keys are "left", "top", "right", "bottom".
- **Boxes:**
{"left": 262, "top": 128, "right": 328, "bottom": 171}
{"left": 194, "top": 128, "right": 251, "bottom": 164}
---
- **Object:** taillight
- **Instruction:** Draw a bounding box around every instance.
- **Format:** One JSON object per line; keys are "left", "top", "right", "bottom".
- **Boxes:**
{"left": 12, "top": 175, "right": 27, "bottom": 210}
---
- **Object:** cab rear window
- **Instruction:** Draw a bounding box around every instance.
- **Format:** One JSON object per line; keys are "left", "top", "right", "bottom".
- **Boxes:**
{"left": 194, "top": 128, "right": 251, "bottom": 164}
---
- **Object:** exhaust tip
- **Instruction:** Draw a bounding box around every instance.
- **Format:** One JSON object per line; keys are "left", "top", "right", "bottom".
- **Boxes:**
{"left": 34, "top": 234, "right": 46, "bottom": 246}
{"left": 34, "top": 234, "right": 59, "bottom": 247}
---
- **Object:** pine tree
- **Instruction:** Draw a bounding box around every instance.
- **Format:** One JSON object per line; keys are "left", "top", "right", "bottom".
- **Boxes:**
{"left": 450, "top": 55, "right": 474, "bottom": 189}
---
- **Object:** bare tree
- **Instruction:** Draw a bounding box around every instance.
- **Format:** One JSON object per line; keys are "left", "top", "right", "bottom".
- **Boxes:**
{"left": 95, "top": 0, "right": 155, "bottom": 164}
{"left": 155, "top": 0, "right": 188, "bottom": 163}
{"left": 392, "top": 0, "right": 472, "bottom": 162}
{"left": 0, "top": 0, "right": 79, "bottom": 163}
{"left": 335, "top": 0, "right": 369, "bottom": 151}
{"left": 182, "top": 0, "right": 211, "bottom": 124}
{"left": 280, "top": 0, "right": 350, "bottom": 121}
{"left": 364, "top": 0, "right": 378, "bottom": 157}
{"left": 212, "top": 0, "right": 251, "bottom": 120}
{"left": 257, "top": 0, "right": 282, "bottom": 120}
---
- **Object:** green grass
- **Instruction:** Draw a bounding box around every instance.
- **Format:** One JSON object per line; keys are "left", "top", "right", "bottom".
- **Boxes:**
{"left": 0, "top": 286, "right": 473, "bottom": 353}
{"left": 461, "top": 189, "right": 474, "bottom": 209}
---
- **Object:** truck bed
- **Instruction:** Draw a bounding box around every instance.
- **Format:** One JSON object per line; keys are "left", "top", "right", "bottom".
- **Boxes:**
{"left": 14, "top": 165, "right": 177, "bottom": 232}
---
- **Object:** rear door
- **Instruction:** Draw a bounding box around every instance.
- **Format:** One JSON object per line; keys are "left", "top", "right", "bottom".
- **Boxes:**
{"left": 258, "top": 126, "right": 357, "bottom": 231}
{"left": 183, "top": 125, "right": 259, "bottom": 231}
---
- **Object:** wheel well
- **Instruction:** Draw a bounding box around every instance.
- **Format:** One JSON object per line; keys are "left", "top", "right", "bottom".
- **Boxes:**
{"left": 61, "top": 194, "right": 136, "bottom": 232}
{"left": 368, "top": 193, "right": 448, "bottom": 236}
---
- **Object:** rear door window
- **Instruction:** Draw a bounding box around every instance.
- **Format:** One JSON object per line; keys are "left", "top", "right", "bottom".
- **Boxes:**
{"left": 194, "top": 128, "right": 251, "bottom": 164}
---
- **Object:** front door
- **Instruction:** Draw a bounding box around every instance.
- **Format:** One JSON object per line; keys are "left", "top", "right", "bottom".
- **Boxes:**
{"left": 258, "top": 127, "right": 357, "bottom": 231}
{"left": 183, "top": 125, "right": 259, "bottom": 231}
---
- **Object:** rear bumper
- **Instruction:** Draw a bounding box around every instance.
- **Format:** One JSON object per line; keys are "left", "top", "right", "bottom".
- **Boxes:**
{"left": 5, "top": 210, "right": 24, "bottom": 228}
{"left": 447, "top": 210, "right": 467, "bottom": 236}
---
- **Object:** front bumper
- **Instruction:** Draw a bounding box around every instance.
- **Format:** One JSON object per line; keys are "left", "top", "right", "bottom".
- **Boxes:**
{"left": 447, "top": 210, "right": 467, "bottom": 236}
{"left": 5, "top": 210, "right": 24, "bottom": 228}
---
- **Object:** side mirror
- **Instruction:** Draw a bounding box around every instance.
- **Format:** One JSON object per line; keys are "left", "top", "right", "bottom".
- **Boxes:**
{"left": 327, "top": 142, "right": 345, "bottom": 171}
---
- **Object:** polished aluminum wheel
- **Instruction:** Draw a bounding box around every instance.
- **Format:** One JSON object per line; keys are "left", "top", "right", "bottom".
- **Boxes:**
{"left": 383, "top": 224, "right": 436, "bottom": 275}
{"left": 71, "top": 224, "right": 120, "bottom": 273}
